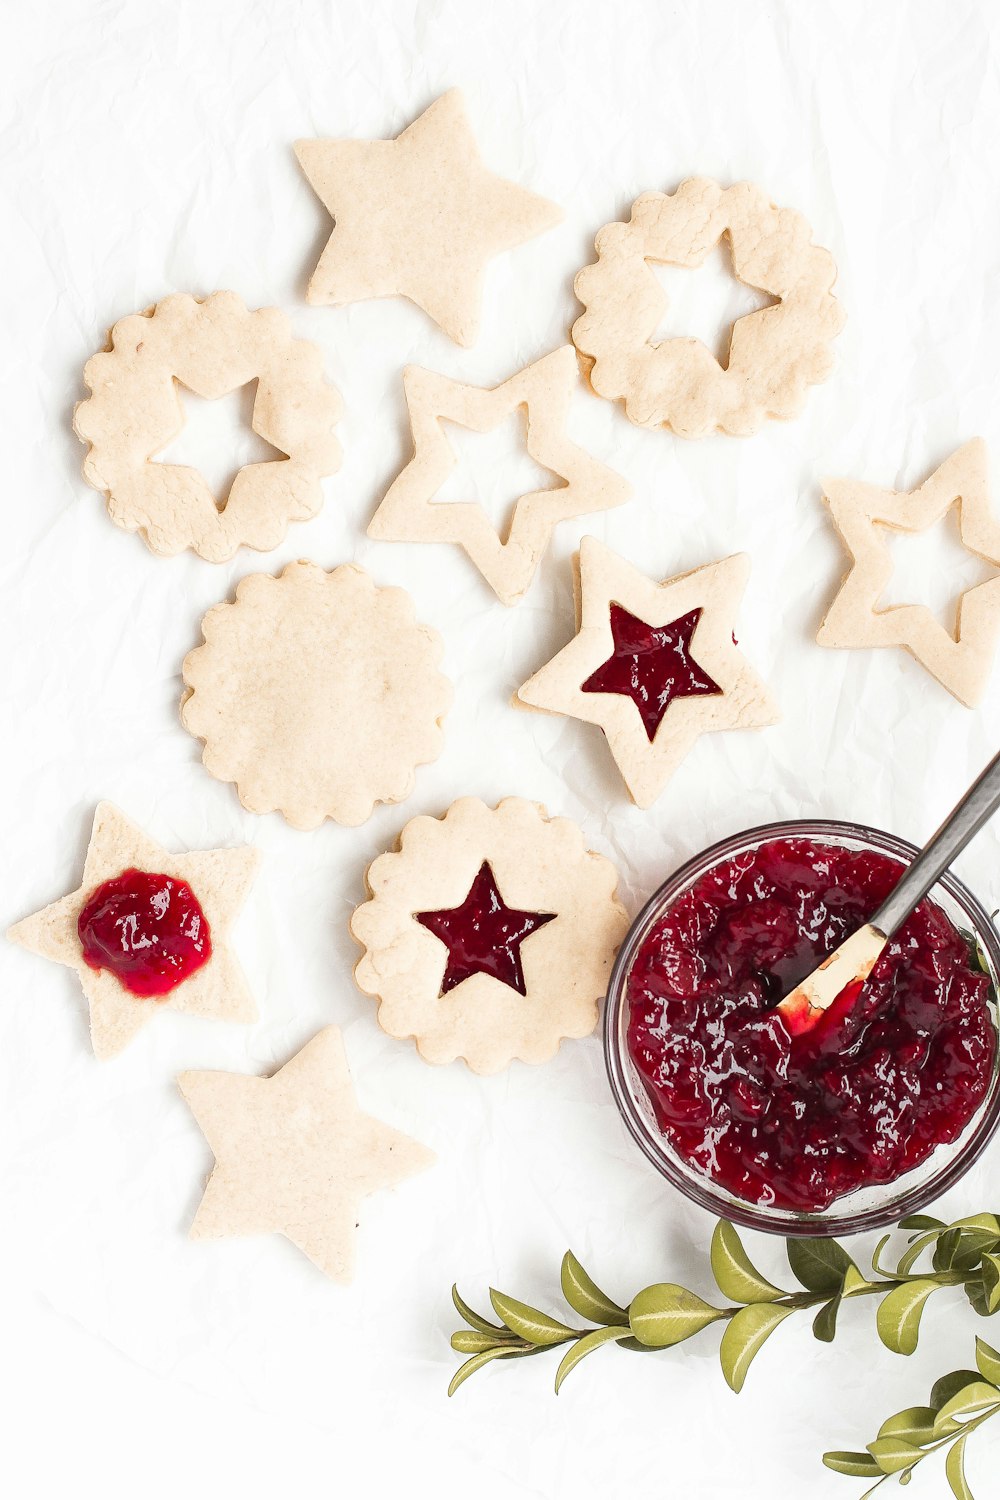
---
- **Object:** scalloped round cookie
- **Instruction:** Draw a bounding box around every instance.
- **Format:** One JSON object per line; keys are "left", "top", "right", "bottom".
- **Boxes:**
{"left": 351, "top": 797, "right": 630, "bottom": 1072}
{"left": 181, "top": 561, "right": 452, "bottom": 829}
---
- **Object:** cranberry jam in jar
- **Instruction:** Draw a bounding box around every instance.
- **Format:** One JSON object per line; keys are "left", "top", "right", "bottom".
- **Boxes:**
{"left": 605, "top": 822, "right": 1000, "bottom": 1234}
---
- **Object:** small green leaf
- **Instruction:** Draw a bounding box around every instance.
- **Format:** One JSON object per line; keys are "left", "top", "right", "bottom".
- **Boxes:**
{"left": 710, "top": 1221, "right": 784, "bottom": 1304}
{"left": 934, "top": 1381, "right": 1000, "bottom": 1432}
{"left": 872, "top": 1233, "right": 894, "bottom": 1276}
{"left": 450, "top": 1329, "right": 514, "bottom": 1354}
{"left": 553, "top": 1326, "right": 630, "bottom": 1393}
{"left": 897, "top": 1231, "right": 944, "bottom": 1275}
{"left": 934, "top": 1228, "right": 963, "bottom": 1272}
{"left": 812, "top": 1292, "right": 841, "bottom": 1343}
{"left": 488, "top": 1290, "right": 576, "bottom": 1346}
{"left": 452, "top": 1284, "right": 505, "bottom": 1335}
{"left": 843, "top": 1263, "right": 873, "bottom": 1296}
{"left": 952, "top": 1233, "right": 1000, "bottom": 1274}
{"left": 447, "top": 1345, "right": 535, "bottom": 1396}
{"left": 900, "top": 1214, "right": 947, "bottom": 1232}
{"left": 981, "top": 1254, "right": 1000, "bottom": 1314}
{"left": 975, "top": 1337, "right": 1000, "bottom": 1385}
{"left": 877, "top": 1406, "right": 938, "bottom": 1444}
{"left": 719, "top": 1302, "right": 792, "bottom": 1393}
{"left": 787, "top": 1236, "right": 854, "bottom": 1293}
{"left": 876, "top": 1278, "right": 938, "bottom": 1355}
{"left": 931, "top": 1371, "right": 983, "bottom": 1413}
{"left": 966, "top": 1277, "right": 992, "bottom": 1318}
{"left": 560, "top": 1251, "right": 628, "bottom": 1326}
{"left": 822, "top": 1451, "right": 883, "bottom": 1477}
{"left": 952, "top": 1213, "right": 1000, "bottom": 1236}
{"left": 866, "top": 1437, "right": 923, "bottom": 1473}
{"left": 629, "top": 1284, "right": 725, "bottom": 1348}
{"left": 945, "top": 1432, "right": 973, "bottom": 1500}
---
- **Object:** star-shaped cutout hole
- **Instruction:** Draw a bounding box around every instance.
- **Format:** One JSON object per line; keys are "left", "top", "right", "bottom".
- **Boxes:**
{"left": 295, "top": 89, "right": 562, "bottom": 347}
{"left": 817, "top": 439, "right": 1000, "bottom": 706}
{"left": 6, "top": 803, "right": 259, "bottom": 1058}
{"left": 582, "top": 604, "right": 722, "bottom": 741}
{"left": 517, "top": 538, "right": 779, "bottom": 808}
{"left": 153, "top": 381, "right": 286, "bottom": 509}
{"left": 415, "top": 861, "right": 556, "bottom": 997}
{"left": 646, "top": 237, "right": 778, "bottom": 369}
{"left": 179, "top": 1026, "right": 434, "bottom": 1282}
{"left": 431, "top": 411, "right": 564, "bottom": 539}
{"left": 368, "top": 346, "right": 631, "bottom": 605}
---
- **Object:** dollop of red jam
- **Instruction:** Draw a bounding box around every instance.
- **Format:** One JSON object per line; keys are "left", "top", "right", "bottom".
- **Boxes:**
{"left": 626, "top": 838, "right": 997, "bottom": 1211}
{"left": 582, "top": 605, "right": 721, "bottom": 741}
{"left": 415, "top": 862, "right": 555, "bottom": 997}
{"left": 77, "top": 868, "right": 212, "bottom": 998}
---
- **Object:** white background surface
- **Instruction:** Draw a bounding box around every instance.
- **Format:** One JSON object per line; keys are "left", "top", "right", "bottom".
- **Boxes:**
{"left": 4, "top": 1, "right": 1000, "bottom": 1495}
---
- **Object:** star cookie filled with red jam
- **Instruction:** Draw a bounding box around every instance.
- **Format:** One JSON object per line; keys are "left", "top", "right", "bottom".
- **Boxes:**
{"left": 582, "top": 605, "right": 721, "bottom": 740}
{"left": 78, "top": 867, "right": 212, "bottom": 998}
{"left": 415, "top": 862, "right": 555, "bottom": 996}
{"left": 626, "top": 837, "right": 997, "bottom": 1212}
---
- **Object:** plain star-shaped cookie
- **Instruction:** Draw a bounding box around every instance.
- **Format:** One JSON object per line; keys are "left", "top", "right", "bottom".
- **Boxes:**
{"left": 367, "top": 346, "right": 631, "bottom": 604}
{"left": 7, "top": 802, "right": 259, "bottom": 1059}
{"left": 295, "top": 89, "right": 562, "bottom": 347}
{"left": 516, "top": 538, "right": 779, "bottom": 807}
{"left": 816, "top": 439, "right": 1000, "bottom": 706}
{"left": 179, "top": 1027, "right": 434, "bottom": 1282}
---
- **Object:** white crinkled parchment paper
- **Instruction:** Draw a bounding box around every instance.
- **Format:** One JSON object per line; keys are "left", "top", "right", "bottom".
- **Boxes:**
{"left": 3, "top": 1, "right": 1000, "bottom": 1495}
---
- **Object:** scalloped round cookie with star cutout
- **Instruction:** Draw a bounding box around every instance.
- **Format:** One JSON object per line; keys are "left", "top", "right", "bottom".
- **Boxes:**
{"left": 572, "top": 177, "right": 845, "bottom": 438}
{"left": 350, "top": 797, "right": 630, "bottom": 1073}
{"left": 181, "top": 561, "right": 452, "bottom": 829}
{"left": 74, "top": 291, "right": 343, "bottom": 560}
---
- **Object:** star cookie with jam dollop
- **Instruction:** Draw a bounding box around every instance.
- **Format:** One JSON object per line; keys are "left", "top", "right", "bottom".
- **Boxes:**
{"left": 7, "top": 802, "right": 259, "bottom": 1059}
{"left": 516, "top": 537, "right": 779, "bottom": 808}
{"left": 351, "top": 797, "right": 629, "bottom": 1073}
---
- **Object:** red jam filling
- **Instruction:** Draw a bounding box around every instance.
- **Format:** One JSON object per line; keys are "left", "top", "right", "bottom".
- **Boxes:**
{"left": 415, "top": 862, "right": 555, "bottom": 997}
{"left": 626, "top": 838, "right": 997, "bottom": 1212}
{"left": 582, "top": 605, "right": 721, "bottom": 741}
{"left": 77, "top": 868, "right": 212, "bottom": 998}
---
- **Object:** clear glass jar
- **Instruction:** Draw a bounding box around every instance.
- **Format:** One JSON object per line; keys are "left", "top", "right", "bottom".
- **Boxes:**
{"left": 603, "top": 819, "right": 1000, "bottom": 1237}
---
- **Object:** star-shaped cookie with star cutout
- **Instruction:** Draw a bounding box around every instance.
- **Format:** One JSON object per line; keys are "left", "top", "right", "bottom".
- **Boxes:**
{"left": 516, "top": 538, "right": 779, "bottom": 807}
{"left": 179, "top": 1026, "right": 434, "bottom": 1282}
{"left": 295, "top": 89, "right": 562, "bottom": 347}
{"left": 7, "top": 802, "right": 259, "bottom": 1059}
{"left": 816, "top": 439, "right": 1000, "bottom": 706}
{"left": 367, "top": 346, "right": 631, "bottom": 604}
{"left": 351, "top": 797, "right": 629, "bottom": 1073}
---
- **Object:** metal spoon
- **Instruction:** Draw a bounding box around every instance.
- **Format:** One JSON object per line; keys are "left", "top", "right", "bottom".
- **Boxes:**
{"left": 776, "top": 748, "right": 1000, "bottom": 1035}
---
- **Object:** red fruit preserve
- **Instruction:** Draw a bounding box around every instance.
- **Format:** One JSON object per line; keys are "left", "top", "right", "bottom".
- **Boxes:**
{"left": 416, "top": 862, "right": 554, "bottom": 996}
{"left": 78, "top": 868, "right": 212, "bottom": 998}
{"left": 626, "top": 837, "right": 997, "bottom": 1211}
{"left": 582, "top": 605, "right": 721, "bottom": 741}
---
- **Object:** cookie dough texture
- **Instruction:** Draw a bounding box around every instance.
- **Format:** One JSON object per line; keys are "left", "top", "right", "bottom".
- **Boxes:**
{"left": 181, "top": 561, "right": 452, "bottom": 829}
{"left": 75, "top": 291, "right": 342, "bottom": 560}
{"left": 352, "top": 797, "right": 630, "bottom": 1073}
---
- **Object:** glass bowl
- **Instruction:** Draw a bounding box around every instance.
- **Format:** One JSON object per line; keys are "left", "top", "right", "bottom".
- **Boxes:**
{"left": 603, "top": 818, "right": 1000, "bottom": 1237}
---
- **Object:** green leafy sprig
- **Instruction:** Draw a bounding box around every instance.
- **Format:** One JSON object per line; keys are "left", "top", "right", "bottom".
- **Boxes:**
{"left": 450, "top": 1212, "right": 1000, "bottom": 1495}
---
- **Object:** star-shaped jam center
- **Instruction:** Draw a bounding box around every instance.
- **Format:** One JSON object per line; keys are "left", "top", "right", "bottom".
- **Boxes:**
{"left": 415, "top": 862, "right": 556, "bottom": 997}
{"left": 581, "top": 604, "right": 722, "bottom": 741}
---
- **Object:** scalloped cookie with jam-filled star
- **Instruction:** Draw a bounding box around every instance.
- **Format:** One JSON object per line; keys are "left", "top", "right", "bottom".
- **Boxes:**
{"left": 7, "top": 802, "right": 259, "bottom": 1059}
{"left": 351, "top": 797, "right": 630, "bottom": 1074}
{"left": 817, "top": 439, "right": 1000, "bottom": 707}
{"left": 368, "top": 346, "right": 631, "bottom": 605}
{"left": 179, "top": 1026, "right": 434, "bottom": 1283}
{"left": 295, "top": 89, "right": 562, "bottom": 348}
{"left": 516, "top": 538, "right": 779, "bottom": 808}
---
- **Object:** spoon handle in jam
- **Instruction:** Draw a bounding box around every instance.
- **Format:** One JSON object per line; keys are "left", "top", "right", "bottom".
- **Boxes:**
{"left": 777, "top": 748, "right": 1000, "bottom": 1034}
{"left": 870, "top": 746, "right": 1000, "bottom": 939}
